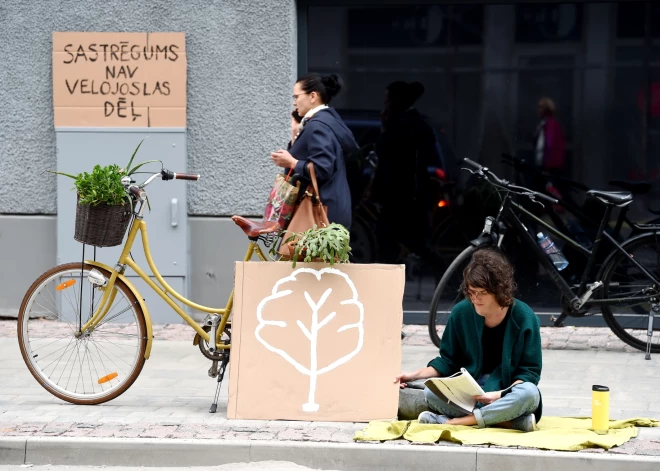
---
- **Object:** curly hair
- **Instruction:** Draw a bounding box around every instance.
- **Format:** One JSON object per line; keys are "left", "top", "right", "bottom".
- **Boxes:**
{"left": 461, "top": 248, "right": 517, "bottom": 307}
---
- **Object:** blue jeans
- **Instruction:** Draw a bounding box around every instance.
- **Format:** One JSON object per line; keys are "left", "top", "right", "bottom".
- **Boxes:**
{"left": 423, "top": 382, "right": 540, "bottom": 429}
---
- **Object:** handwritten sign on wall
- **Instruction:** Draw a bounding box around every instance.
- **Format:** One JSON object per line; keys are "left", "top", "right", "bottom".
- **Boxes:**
{"left": 53, "top": 32, "right": 186, "bottom": 127}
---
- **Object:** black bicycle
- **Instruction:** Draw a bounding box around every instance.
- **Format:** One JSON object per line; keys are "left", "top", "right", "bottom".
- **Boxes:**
{"left": 428, "top": 158, "right": 660, "bottom": 358}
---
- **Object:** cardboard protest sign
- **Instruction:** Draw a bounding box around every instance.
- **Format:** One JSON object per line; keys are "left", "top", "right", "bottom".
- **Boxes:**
{"left": 228, "top": 262, "right": 405, "bottom": 422}
{"left": 52, "top": 32, "right": 186, "bottom": 127}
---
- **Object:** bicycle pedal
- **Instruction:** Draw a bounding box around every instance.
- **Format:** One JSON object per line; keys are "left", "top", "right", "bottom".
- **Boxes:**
{"left": 208, "top": 360, "right": 219, "bottom": 378}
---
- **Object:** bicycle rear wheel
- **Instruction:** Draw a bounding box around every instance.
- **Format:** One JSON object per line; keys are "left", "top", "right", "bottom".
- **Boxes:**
{"left": 600, "top": 233, "right": 660, "bottom": 353}
{"left": 17, "top": 263, "right": 147, "bottom": 404}
{"left": 428, "top": 245, "right": 484, "bottom": 347}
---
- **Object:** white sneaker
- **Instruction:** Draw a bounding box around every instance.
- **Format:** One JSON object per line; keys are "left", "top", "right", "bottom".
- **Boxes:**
{"left": 512, "top": 414, "right": 537, "bottom": 432}
{"left": 418, "top": 411, "right": 449, "bottom": 424}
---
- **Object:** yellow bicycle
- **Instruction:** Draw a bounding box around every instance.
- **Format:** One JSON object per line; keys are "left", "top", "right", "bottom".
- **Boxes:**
{"left": 17, "top": 169, "right": 280, "bottom": 412}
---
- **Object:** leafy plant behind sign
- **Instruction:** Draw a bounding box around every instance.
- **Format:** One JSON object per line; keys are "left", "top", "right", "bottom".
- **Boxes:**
{"left": 274, "top": 223, "right": 351, "bottom": 268}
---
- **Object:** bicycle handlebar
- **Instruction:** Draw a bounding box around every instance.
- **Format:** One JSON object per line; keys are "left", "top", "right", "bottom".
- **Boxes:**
{"left": 125, "top": 168, "right": 200, "bottom": 197}
{"left": 129, "top": 185, "right": 145, "bottom": 200}
{"left": 160, "top": 169, "right": 200, "bottom": 181}
{"left": 461, "top": 158, "right": 559, "bottom": 205}
{"left": 175, "top": 173, "right": 200, "bottom": 181}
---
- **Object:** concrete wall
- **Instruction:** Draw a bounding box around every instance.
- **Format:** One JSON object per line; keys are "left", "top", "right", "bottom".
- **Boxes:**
{"left": 0, "top": 216, "right": 57, "bottom": 317}
{"left": 0, "top": 0, "right": 297, "bottom": 317}
{"left": 189, "top": 217, "right": 272, "bottom": 318}
{"left": 0, "top": 0, "right": 297, "bottom": 216}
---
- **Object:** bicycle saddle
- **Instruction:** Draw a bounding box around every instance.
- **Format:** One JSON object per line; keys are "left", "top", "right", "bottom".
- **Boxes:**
{"left": 586, "top": 190, "right": 633, "bottom": 206}
{"left": 609, "top": 180, "right": 651, "bottom": 195}
{"left": 231, "top": 215, "right": 279, "bottom": 237}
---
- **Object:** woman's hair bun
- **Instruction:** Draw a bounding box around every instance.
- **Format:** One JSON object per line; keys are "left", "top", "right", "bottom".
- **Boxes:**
{"left": 321, "top": 74, "right": 343, "bottom": 99}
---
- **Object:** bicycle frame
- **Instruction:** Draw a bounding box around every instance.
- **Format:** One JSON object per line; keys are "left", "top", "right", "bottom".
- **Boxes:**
{"left": 507, "top": 157, "right": 660, "bottom": 241}
{"left": 79, "top": 214, "right": 268, "bottom": 358}
{"left": 494, "top": 194, "right": 660, "bottom": 308}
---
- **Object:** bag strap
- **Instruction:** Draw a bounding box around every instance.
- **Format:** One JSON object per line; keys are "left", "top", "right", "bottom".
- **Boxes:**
{"left": 307, "top": 162, "right": 322, "bottom": 203}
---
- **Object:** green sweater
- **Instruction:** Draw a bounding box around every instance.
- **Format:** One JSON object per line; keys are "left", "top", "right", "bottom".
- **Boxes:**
{"left": 428, "top": 299, "right": 543, "bottom": 420}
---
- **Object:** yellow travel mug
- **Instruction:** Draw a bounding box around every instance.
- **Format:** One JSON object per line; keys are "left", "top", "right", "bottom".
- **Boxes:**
{"left": 592, "top": 385, "right": 610, "bottom": 434}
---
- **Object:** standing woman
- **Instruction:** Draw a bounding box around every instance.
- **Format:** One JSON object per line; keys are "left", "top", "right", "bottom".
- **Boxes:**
{"left": 271, "top": 73, "right": 358, "bottom": 230}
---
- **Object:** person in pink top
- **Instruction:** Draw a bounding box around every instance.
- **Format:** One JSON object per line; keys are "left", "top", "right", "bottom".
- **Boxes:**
{"left": 534, "top": 97, "right": 567, "bottom": 177}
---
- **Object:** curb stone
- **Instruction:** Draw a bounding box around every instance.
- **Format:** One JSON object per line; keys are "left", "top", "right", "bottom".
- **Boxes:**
{"left": 0, "top": 437, "right": 655, "bottom": 470}
{"left": 0, "top": 436, "right": 25, "bottom": 464}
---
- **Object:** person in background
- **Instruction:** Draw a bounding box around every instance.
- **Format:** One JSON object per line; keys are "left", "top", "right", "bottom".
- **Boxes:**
{"left": 371, "top": 81, "right": 443, "bottom": 262}
{"left": 394, "top": 248, "right": 543, "bottom": 432}
{"left": 270, "top": 73, "right": 358, "bottom": 230}
{"left": 535, "top": 97, "right": 566, "bottom": 177}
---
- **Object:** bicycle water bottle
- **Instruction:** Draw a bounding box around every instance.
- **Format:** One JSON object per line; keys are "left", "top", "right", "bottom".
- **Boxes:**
{"left": 537, "top": 232, "right": 569, "bottom": 271}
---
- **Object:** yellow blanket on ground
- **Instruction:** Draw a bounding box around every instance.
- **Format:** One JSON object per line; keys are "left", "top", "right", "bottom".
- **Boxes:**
{"left": 353, "top": 417, "right": 660, "bottom": 451}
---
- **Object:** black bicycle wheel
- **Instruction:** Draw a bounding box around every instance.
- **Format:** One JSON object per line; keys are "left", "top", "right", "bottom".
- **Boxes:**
{"left": 600, "top": 232, "right": 660, "bottom": 353}
{"left": 428, "top": 245, "right": 485, "bottom": 347}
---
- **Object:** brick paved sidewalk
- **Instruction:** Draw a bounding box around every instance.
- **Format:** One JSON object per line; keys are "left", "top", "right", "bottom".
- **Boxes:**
{"left": 0, "top": 320, "right": 640, "bottom": 352}
{"left": 402, "top": 324, "right": 640, "bottom": 352}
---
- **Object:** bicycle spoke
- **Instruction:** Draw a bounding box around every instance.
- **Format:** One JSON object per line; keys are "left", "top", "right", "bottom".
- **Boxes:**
{"left": 40, "top": 337, "right": 77, "bottom": 374}
{"left": 64, "top": 341, "right": 82, "bottom": 391}
{"left": 84, "top": 338, "right": 104, "bottom": 393}
{"left": 32, "top": 338, "right": 75, "bottom": 361}
{"left": 88, "top": 334, "right": 138, "bottom": 362}
{"left": 92, "top": 331, "right": 142, "bottom": 339}
{"left": 95, "top": 304, "right": 137, "bottom": 329}
{"left": 88, "top": 338, "right": 118, "bottom": 389}
{"left": 87, "top": 336, "right": 135, "bottom": 375}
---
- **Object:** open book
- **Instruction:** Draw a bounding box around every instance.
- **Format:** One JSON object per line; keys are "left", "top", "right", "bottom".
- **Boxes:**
{"left": 424, "top": 368, "right": 486, "bottom": 415}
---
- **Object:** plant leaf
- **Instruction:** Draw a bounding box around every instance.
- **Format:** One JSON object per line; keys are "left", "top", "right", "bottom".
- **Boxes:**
{"left": 47, "top": 170, "right": 78, "bottom": 179}
{"left": 127, "top": 159, "right": 160, "bottom": 176}
{"left": 125, "top": 138, "right": 146, "bottom": 174}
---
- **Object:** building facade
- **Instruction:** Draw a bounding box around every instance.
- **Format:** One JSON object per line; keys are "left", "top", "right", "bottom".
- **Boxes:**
{"left": 1, "top": 0, "right": 658, "bottom": 322}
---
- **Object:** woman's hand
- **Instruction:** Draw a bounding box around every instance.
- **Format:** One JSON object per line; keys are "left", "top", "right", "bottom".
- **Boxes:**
{"left": 271, "top": 149, "right": 298, "bottom": 169}
{"left": 473, "top": 391, "right": 501, "bottom": 405}
{"left": 394, "top": 372, "right": 416, "bottom": 389}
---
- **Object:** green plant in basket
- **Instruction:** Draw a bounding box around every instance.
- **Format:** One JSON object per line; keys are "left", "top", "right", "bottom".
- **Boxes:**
{"left": 50, "top": 139, "right": 157, "bottom": 208}
{"left": 279, "top": 223, "right": 351, "bottom": 268}
{"left": 49, "top": 139, "right": 159, "bottom": 247}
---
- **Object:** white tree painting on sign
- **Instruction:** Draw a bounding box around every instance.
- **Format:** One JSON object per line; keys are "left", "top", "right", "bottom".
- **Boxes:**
{"left": 255, "top": 267, "right": 365, "bottom": 412}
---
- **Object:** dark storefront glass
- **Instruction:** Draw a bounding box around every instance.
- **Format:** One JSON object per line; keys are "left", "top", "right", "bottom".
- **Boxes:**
{"left": 304, "top": 2, "right": 660, "bottom": 322}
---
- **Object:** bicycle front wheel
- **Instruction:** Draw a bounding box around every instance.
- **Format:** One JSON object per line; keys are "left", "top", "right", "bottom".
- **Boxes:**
{"left": 428, "top": 245, "right": 483, "bottom": 347}
{"left": 17, "top": 263, "right": 147, "bottom": 404}
{"left": 600, "top": 233, "right": 660, "bottom": 353}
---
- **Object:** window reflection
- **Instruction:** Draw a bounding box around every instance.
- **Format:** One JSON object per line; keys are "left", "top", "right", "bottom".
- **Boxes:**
{"left": 306, "top": 2, "right": 660, "bottom": 316}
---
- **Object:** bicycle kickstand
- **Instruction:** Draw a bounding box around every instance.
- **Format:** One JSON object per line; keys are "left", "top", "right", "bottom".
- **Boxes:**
{"left": 645, "top": 305, "right": 658, "bottom": 361}
{"left": 210, "top": 353, "right": 230, "bottom": 413}
{"left": 549, "top": 311, "right": 568, "bottom": 327}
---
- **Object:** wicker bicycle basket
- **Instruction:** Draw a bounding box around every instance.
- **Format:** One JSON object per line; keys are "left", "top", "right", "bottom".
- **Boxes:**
{"left": 74, "top": 195, "right": 132, "bottom": 247}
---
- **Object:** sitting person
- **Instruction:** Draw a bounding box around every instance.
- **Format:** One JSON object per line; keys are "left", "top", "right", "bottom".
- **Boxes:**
{"left": 395, "top": 248, "right": 542, "bottom": 432}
